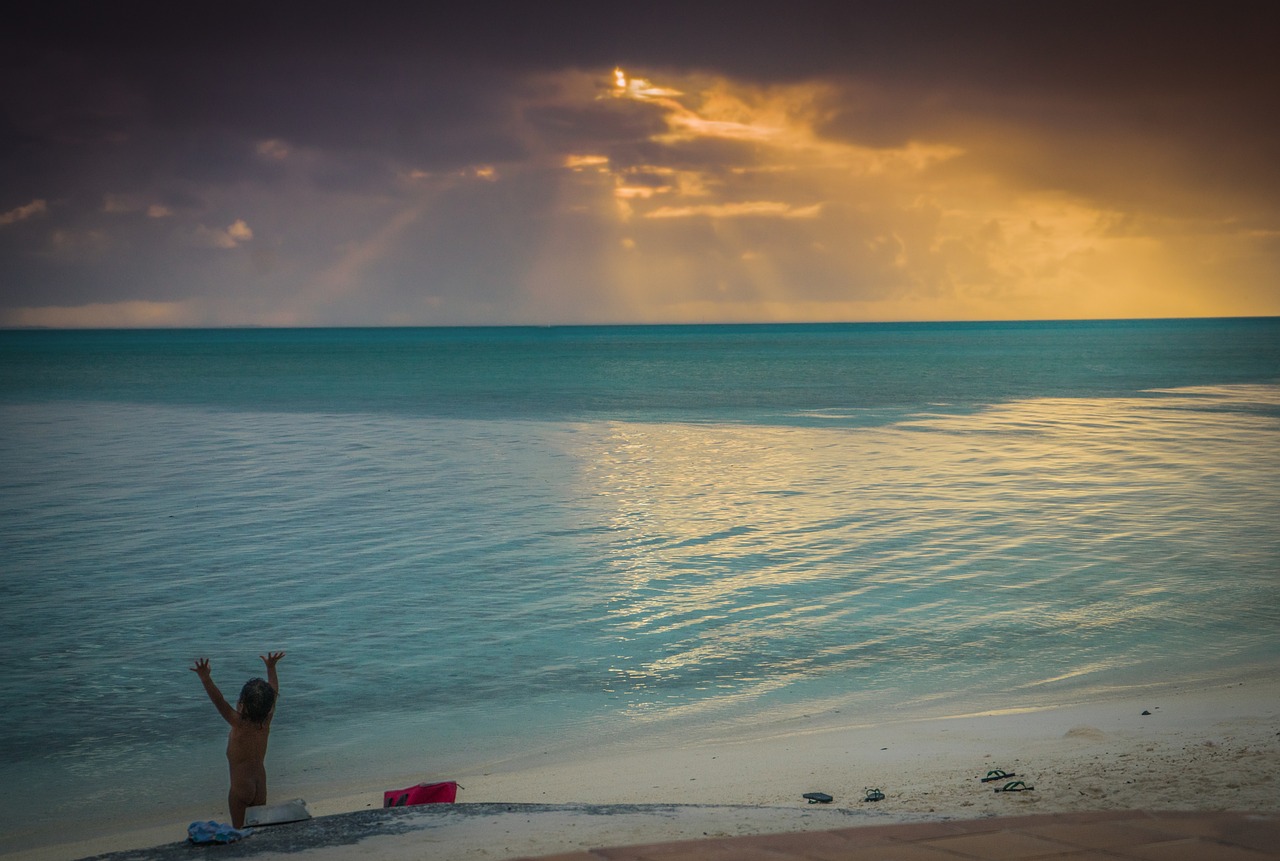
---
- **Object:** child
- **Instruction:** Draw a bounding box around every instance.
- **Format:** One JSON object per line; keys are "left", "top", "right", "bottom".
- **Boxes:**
{"left": 191, "top": 652, "right": 285, "bottom": 828}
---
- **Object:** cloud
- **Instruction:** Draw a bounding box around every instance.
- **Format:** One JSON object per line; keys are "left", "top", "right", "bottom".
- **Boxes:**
{"left": 645, "top": 202, "right": 821, "bottom": 220}
{"left": 0, "top": 300, "right": 201, "bottom": 328}
{"left": 190, "top": 219, "right": 253, "bottom": 249}
{"left": 565, "top": 154, "right": 609, "bottom": 170}
{"left": 257, "top": 138, "right": 290, "bottom": 160}
{"left": 1, "top": 3, "right": 1277, "bottom": 326}
{"left": 1, "top": 199, "right": 48, "bottom": 226}
{"left": 102, "top": 194, "right": 137, "bottom": 214}
{"left": 227, "top": 219, "right": 252, "bottom": 242}
{"left": 103, "top": 195, "right": 174, "bottom": 217}
{"left": 46, "top": 227, "right": 111, "bottom": 259}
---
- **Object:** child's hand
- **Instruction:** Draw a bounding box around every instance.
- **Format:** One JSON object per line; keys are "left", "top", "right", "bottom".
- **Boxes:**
{"left": 261, "top": 651, "right": 285, "bottom": 669}
{"left": 191, "top": 657, "right": 212, "bottom": 677}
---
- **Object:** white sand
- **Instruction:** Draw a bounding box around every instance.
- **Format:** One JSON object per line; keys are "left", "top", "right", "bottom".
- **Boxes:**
{"left": 6, "top": 676, "right": 1277, "bottom": 861}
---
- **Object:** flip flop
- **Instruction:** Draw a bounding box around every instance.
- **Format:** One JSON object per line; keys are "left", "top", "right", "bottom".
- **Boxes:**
{"left": 981, "top": 769, "right": 1016, "bottom": 783}
{"left": 994, "top": 780, "right": 1034, "bottom": 793}
{"left": 802, "top": 792, "right": 833, "bottom": 804}
{"left": 864, "top": 787, "right": 885, "bottom": 802}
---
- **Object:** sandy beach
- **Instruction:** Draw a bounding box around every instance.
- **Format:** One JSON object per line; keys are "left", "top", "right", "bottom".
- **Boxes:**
{"left": 5, "top": 674, "right": 1277, "bottom": 861}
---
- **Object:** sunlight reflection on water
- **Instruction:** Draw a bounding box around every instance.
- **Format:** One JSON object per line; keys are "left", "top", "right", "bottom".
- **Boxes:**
{"left": 586, "top": 385, "right": 1280, "bottom": 725}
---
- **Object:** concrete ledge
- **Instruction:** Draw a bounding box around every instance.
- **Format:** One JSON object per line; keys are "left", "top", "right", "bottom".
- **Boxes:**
{"left": 80, "top": 803, "right": 917, "bottom": 861}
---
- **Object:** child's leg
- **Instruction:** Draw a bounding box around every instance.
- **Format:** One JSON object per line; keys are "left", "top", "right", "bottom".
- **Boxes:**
{"left": 228, "top": 787, "right": 249, "bottom": 829}
{"left": 228, "top": 766, "right": 267, "bottom": 828}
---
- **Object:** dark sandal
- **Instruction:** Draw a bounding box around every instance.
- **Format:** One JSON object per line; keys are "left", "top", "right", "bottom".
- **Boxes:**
{"left": 994, "top": 780, "right": 1034, "bottom": 793}
{"left": 981, "top": 769, "right": 1016, "bottom": 783}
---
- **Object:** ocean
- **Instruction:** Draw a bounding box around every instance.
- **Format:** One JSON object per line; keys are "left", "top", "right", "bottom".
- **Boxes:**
{"left": 2, "top": 319, "right": 1278, "bottom": 846}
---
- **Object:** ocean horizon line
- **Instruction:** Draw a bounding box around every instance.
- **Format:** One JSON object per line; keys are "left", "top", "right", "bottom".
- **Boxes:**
{"left": 3, "top": 314, "right": 1279, "bottom": 334}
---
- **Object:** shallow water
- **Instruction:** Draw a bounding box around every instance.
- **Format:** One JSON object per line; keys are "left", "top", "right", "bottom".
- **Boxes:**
{"left": 1, "top": 320, "right": 1278, "bottom": 843}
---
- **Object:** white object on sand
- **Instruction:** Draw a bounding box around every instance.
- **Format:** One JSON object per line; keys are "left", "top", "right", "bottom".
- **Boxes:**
{"left": 244, "top": 798, "right": 312, "bottom": 826}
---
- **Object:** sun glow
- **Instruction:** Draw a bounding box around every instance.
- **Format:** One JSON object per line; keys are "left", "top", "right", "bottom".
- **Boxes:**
{"left": 512, "top": 66, "right": 1255, "bottom": 324}
{"left": 612, "top": 67, "right": 683, "bottom": 100}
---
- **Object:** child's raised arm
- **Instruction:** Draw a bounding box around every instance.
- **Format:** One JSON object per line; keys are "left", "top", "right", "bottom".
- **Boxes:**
{"left": 190, "top": 657, "right": 239, "bottom": 725}
{"left": 260, "top": 651, "right": 285, "bottom": 693}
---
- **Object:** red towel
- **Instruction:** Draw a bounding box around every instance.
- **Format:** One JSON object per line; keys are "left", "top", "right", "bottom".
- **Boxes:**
{"left": 383, "top": 780, "right": 458, "bottom": 807}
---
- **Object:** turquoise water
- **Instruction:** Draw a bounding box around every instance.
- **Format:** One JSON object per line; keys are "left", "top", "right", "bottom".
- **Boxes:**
{"left": 1, "top": 319, "right": 1278, "bottom": 844}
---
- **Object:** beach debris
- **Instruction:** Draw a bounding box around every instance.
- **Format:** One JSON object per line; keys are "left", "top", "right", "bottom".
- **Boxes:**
{"left": 802, "top": 792, "right": 833, "bottom": 804}
{"left": 994, "top": 780, "right": 1035, "bottom": 793}
{"left": 980, "top": 769, "right": 1016, "bottom": 783}
{"left": 864, "top": 787, "right": 885, "bottom": 802}
{"left": 1142, "top": 710, "right": 1152, "bottom": 715}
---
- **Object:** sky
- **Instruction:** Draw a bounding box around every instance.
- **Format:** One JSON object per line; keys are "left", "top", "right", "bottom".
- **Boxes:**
{"left": 2, "top": 1, "right": 1278, "bottom": 327}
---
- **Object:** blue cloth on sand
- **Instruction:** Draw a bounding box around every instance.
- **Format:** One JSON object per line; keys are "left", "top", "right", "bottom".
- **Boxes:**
{"left": 187, "top": 820, "right": 253, "bottom": 844}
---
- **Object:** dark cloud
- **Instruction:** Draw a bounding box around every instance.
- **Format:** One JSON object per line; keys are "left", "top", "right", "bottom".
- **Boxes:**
{"left": 10, "top": 1, "right": 1277, "bottom": 173}
{"left": 15, "top": 2, "right": 1278, "bottom": 97}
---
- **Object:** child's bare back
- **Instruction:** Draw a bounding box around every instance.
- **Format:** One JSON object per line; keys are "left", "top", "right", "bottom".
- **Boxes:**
{"left": 191, "top": 652, "right": 285, "bottom": 828}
